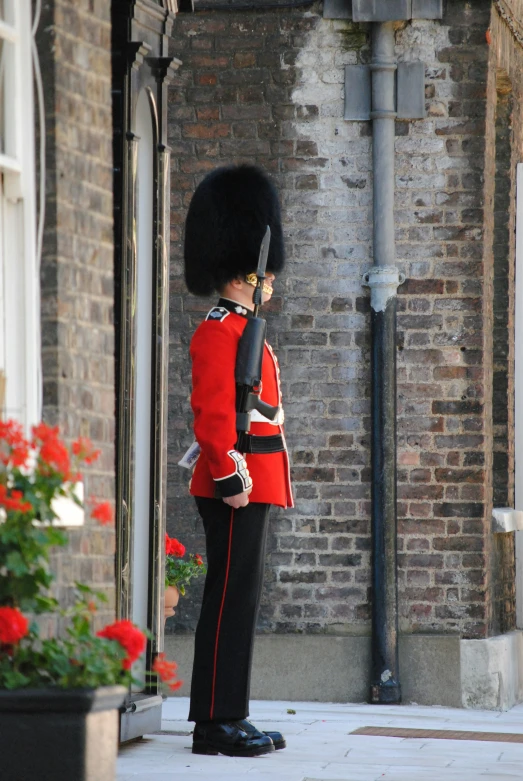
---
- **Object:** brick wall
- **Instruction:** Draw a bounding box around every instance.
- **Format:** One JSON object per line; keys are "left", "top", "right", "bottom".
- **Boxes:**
{"left": 36, "top": 0, "right": 116, "bottom": 630}
{"left": 395, "top": 3, "right": 491, "bottom": 639}
{"left": 167, "top": 0, "right": 504, "bottom": 640}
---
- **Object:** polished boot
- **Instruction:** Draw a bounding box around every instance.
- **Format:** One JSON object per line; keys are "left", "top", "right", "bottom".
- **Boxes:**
{"left": 236, "top": 718, "right": 286, "bottom": 750}
{"left": 192, "top": 721, "right": 275, "bottom": 757}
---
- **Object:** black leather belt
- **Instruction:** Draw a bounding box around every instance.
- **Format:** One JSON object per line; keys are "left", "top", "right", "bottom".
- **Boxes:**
{"left": 237, "top": 433, "right": 285, "bottom": 454}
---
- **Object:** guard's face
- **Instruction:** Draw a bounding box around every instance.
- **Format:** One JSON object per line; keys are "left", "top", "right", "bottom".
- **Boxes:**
{"left": 262, "top": 273, "right": 275, "bottom": 304}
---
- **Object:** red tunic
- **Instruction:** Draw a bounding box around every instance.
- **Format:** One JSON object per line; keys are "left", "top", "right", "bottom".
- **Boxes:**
{"left": 189, "top": 298, "right": 293, "bottom": 509}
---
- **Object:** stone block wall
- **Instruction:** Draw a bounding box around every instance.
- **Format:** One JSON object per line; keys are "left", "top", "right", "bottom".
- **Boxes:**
{"left": 166, "top": 0, "right": 509, "bottom": 641}
{"left": 36, "top": 0, "right": 116, "bottom": 631}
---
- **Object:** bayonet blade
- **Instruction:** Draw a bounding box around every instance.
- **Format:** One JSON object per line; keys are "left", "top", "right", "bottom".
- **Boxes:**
{"left": 256, "top": 225, "right": 271, "bottom": 279}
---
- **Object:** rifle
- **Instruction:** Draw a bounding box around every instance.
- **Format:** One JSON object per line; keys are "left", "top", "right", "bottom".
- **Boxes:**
{"left": 235, "top": 226, "right": 280, "bottom": 454}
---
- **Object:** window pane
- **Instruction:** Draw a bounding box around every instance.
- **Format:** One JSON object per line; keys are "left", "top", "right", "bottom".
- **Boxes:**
{"left": 0, "top": 178, "right": 4, "bottom": 396}
{"left": 0, "top": 1, "right": 14, "bottom": 25}
{"left": 0, "top": 37, "right": 14, "bottom": 159}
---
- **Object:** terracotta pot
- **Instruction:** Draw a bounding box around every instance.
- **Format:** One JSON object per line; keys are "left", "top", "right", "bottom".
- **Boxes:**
{"left": 164, "top": 585, "right": 180, "bottom": 624}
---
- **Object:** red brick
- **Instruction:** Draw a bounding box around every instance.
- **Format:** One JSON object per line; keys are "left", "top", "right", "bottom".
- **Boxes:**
{"left": 197, "top": 73, "right": 217, "bottom": 85}
{"left": 196, "top": 107, "right": 220, "bottom": 120}
{"left": 400, "top": 279, "right": 445, "bottom": 295}
{"left": 182, "top": 123, "right": 231, "bottom": 139}
{"left": 398, "top": 485, "right": 444, "bottom": 500}
{"left": 435, "top": 468, "right": 484, "bottom": 483}
{"left": 187, "top": 54, "right": 230, "bottom": 68}
{"left": 433, "top": 536, "right": 483, "bottom": 552}
{"left": 234, "top": 52, "right": 256, "bottom": 68}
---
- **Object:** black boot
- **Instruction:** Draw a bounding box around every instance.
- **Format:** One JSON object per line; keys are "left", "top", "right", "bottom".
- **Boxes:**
{"left": 192, "top": 721, "right": 275, "bottom": 757}
{"left": 235, "top": 718, "right": 287, "bottom": 750}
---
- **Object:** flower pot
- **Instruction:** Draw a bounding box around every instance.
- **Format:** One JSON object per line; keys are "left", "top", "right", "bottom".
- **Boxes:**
{"left": 164, "top": 585, "right": 180, "bottom": 624}
{"left": 0, "top": 685, "right": 126, "bottom": 781}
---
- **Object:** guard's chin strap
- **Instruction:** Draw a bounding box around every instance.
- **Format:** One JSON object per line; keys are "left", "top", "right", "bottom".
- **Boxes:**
{"left": 245, "top": 273, "right": 272, "bottom": 295}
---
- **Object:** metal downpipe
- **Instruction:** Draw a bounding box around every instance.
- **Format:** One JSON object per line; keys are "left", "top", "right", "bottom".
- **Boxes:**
{"left": 364, "top": 21, "right": 403, "bottom": 705}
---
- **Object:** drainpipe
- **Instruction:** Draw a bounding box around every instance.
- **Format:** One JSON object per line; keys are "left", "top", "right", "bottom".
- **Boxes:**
{"left": 363, "top": 21, "right": 404, "bottom": 705}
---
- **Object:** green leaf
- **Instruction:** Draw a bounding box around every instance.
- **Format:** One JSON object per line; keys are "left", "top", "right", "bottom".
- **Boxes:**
{"left": 34, "top": 595, "right": 60, "bottom": 612}
{"left": 3, "top": 670, "right": 31, "bottom": 689}
{"left": 5, "top": 551, "right": 29, "bottom": 576}
{"left": 75, "top": 583, "right": 93, "bottom": 594}
{"left": 45, "top": 527, "right": 67, "bottom": 547}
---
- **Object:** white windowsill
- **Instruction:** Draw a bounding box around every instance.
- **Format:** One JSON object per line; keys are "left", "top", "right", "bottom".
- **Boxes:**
{"left": 492, "top": 507, "right": 523, "bottom": 533}
{"left": 33, "top": 482, "right": 85, "bottom": 528}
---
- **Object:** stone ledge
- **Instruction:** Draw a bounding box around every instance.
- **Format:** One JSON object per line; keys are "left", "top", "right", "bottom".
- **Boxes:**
{"left": 166, "top": 631, "right": 523, "bottom": 711}
{"left": 165, "top": 633, "right": 461, "bottom": 707}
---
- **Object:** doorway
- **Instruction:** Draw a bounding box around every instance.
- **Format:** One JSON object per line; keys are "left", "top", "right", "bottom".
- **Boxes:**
{"left": 111, "top": 1, "right": 178, "bottom": 739}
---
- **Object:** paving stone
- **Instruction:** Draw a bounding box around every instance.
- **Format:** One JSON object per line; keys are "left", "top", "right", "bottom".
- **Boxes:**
{"left": 117, "top": 698, "right": 523, "bottom": 780}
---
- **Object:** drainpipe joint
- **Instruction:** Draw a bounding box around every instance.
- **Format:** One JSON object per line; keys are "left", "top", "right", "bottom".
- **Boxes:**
{"left": 362, "top": 266, "right": 405, "bottom": 313}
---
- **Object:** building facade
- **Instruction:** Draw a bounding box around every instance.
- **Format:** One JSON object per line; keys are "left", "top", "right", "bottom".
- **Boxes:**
{"left": 4, "top": 0, "right": 523, "bottom": 716}
{"left": 1, "top": 0, "right": 178, "bottom": 738}
{"left": 165, "top": 0, "right": 523, "bottom": 710}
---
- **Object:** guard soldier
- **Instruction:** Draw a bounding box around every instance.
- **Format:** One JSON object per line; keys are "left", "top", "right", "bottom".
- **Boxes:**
{"left": 183, "top": 164, "right": 293, "bottom": 757}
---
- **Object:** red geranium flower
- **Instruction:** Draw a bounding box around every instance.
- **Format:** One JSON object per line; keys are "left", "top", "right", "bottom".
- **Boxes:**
{"left": 31, "top": 422, "right": 59, "bottom": 444}
{"left": 39, "top": 436, "right": 71, "bottom": 477}
{"left": 97, "top": 619, "right": 146, "bottom": 670}
{"left": 72, "top": 437, "right": 101, "bottom": 465}
{"left": 194, "top": 554, "right": 204, "bottom": 567}
{"left": 0, "top": 606, "right": 29, "bottom": 646}
{"left": 0, "top": 420, "right": 30, "bottom": 469}
{"left": 0, "top": 485, "right": 32, "bottom": 514}
{"left": 152, "top": 652, "right": 183, "bottom": 691}
{"left": 165, "top": 535, "right": 185, "bottom": 558}
{"left": 7, "top": 443, "right": 30, "bottom": 468}
{"left": 91, "top": 501, "right": 114, "bottom": 526}
{"left": 171, "top": 539, "right": 185, "bottom": 557}
{"left": 0, "top": 420, "right": 27, "bottom": 448}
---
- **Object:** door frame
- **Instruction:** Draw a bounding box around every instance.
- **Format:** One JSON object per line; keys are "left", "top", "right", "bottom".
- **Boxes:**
{"left": 514, "top": 163, "right": 523, "bottom": 627}
{"left": 111, "top": 0, "right": 180, "bottom": 739}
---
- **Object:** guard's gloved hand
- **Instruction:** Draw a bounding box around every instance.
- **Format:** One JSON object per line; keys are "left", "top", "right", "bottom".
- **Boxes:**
{"left": 222, "top": 487, "right": 252, "bottom": 509}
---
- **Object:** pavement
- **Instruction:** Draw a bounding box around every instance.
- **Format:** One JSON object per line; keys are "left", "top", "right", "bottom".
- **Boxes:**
{"left": 117, "top": 697, "right": 523, "bottom": 781}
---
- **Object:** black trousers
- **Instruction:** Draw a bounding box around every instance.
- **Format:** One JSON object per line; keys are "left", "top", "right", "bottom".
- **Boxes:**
{"left": 188, "top": 498, "right": 270, "bottom": 723}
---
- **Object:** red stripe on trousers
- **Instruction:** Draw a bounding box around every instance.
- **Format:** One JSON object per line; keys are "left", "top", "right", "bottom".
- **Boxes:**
{"left": 210, "top": 506, "right": 234, "bottom": 720}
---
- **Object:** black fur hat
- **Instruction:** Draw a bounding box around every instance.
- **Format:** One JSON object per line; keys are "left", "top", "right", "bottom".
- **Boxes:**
{"left": 184, "top": 164, "right": 285, "bottom": 296}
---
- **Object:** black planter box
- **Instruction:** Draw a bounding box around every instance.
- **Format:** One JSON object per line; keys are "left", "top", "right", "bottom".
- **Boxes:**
{"left": 0, "top": 685, "right": 126, "bottom": 781}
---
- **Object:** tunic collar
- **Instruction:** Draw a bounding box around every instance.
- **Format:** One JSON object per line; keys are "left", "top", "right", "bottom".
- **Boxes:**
{"left": 217, "top": 297, "right": 254, "bottom": 319}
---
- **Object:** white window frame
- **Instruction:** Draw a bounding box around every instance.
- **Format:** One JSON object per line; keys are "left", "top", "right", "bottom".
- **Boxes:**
{"left": 0, "top": 0, "right": 40, "bottom": 432}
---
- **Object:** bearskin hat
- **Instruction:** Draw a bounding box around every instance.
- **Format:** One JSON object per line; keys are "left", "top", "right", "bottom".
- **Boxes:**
{"left": 184, "top": 164, "right": 285, "bottom": 296}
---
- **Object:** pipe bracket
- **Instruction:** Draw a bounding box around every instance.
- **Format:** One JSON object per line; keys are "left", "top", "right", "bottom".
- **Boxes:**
{"left": 369, "top": 63, "right": 397, "bottom": 73}
{"left": 362, "top": 266, "right": 405, "bottom": 312}
{"left": 370, "top": 110, "right": 397, "bottom": 120}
